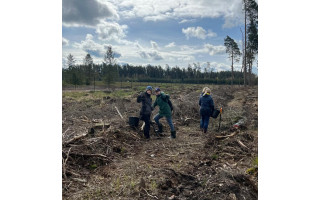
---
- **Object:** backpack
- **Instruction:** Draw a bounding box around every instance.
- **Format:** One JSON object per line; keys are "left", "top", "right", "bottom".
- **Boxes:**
{"left": 162, "top": 94, "right": 173, "bottom": 111}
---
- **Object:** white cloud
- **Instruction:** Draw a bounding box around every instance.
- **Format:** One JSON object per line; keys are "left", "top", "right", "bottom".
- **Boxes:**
{"left": 179, "top": 19, "right": 196, "bottom": 24}
{"left": 150, "top": 41, "right": 159, "bottom": 49}
{"left": 95, "top": 21, "right": 128, "bottom": 42}
{"left": 165, "top": 42, "right": 176, "bottom": 48}
{"left": 62, "top": 37, "right": 69, "bottom": 46}
{"left": 207, "top": 30, "right": 217, "bottom": 37}
{"left": 143, "top": 14, "right": 171, "bottom": 22}
{"left": 135, "top": 41, "right": 163, "bottom": 60}
{"left": 107, "top": 0, "right": 244, "bottom": 27}
{"left": 62, "top": 0, "right": 118, "bottom": 27}
{"left": 182, "top": 26, "right": 217, "bottom": 40}
{"left": 204, "top": 43, "right": 226, "bottom": 56}
{"left": 73, "top": 34, "right": 105, "bottom": 57}
{"left": 210, "top": 62, "right": 230, "bottom": 72}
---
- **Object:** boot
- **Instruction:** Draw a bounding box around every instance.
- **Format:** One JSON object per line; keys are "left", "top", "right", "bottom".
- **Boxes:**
{"left": 170, "top": 131, "right": 176, "bottom": 139}
{"left": 144, "top": 130, "right": 150, "bottom": 139}
{"left": 203, "top": 128, "right": 207, "bottom": 134}
{"left": 157, "top": 124, "right": 163, "bottom": 134}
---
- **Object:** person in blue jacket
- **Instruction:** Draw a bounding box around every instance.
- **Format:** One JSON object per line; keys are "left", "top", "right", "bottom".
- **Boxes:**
{"left": 199, "top": 87, "right": 214, "bottom": 133}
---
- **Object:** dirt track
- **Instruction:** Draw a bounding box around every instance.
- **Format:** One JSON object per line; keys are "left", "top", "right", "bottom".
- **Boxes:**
{"left": 62, "top": 85, "right": 258, "bottom": 199}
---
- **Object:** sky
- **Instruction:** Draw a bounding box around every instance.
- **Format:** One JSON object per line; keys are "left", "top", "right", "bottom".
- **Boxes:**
{"left": 62, "top": 0, "right": 258, "bottom": 74}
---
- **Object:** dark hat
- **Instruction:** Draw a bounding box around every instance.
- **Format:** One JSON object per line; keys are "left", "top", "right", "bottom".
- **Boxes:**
{"left": 146, "top": 86, "right": 152, "bottom": 91}
{"left": 155, "top": 88, "right": 161, "bottom": 92}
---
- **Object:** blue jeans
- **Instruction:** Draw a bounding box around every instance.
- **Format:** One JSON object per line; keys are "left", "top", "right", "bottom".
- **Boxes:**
{"left": 154, "top": 114, "right": 175, "bottom": 132}
{"left": 200, "top": 115, "right": 210, "bottom": 130}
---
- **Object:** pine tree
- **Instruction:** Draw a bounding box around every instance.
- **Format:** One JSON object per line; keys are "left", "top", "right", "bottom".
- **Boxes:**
{"left": 104, "top": 46, "right": 116, "bottom": 66}
{"left": 224, "top": 35, "right": 241, "bottom": 85}
{"left": 83, "top": 54, "right": 93, "bottom": 85}
{"left": 66, "top": 54, "right": 76, "bottom": 68}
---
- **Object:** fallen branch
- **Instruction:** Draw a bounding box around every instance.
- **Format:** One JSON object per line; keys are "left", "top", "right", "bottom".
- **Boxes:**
{"left": 62, "top": 147, "right": 72, "bottom": 179}
{"left": 165, "top": 152, "right": 180, "bottom": 157}
{"left": 69, "top": 152, "right": 110, "bottom": 159}
{"left": 237, "top": 139, "right": 249, "bottom": 149}
{"left": 142, "top": 188, "right": 158, "bottom": 199}
{"left": 71, "top": 178, "right": 87, "bottom": 183}
{"left": 114, "top": 106, "right": 124, "bottom": 119}
{"left": 125, "top": 131, "right": 140, "bottom": 139}
{"left": 63, "top": 127, "right": 70, "bottom": 135}
{"left": 64, "top": 132, "right": 88, "bottom": 145}
{"left": 66, "top": 169, "right": 81, "bottom": 177}
{"left": 215, "top": 131, "right": 238, "bottom": 139}
{"left": 82, "top": 115, "right": 89, "bottom": 120}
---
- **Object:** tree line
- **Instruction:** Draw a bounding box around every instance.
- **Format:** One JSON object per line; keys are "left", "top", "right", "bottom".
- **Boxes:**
{"left": 63, "top": 51, "right": 257, "bottom": 88}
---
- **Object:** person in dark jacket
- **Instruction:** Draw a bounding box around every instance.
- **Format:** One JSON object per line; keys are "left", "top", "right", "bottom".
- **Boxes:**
{"left": 199, "top": 87, "right": 214, "bottom": 133}
{"left": 137, "top": 86, "right": 153, "bottom": 139}
{"left": 200, "top": 87, "right": 209, "bottom": 98}
{"left": 152, "top": 88, "right": 176, "bottom": 138}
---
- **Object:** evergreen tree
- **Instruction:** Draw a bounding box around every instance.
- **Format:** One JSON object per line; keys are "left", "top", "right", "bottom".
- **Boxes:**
{"left": 224, "top": 35, "right": 241, "bottom": 85}
{"left": 104, "top": 46, "right": 116, "bottom": 66}
{"left": 83, "top": 54, "right": 93, "bottom": 85}
{"left": 243, "top": 0, "right": 258, "bottom": 85}
{"left": 66, "top": 54, "right": 75, "bottom": 68}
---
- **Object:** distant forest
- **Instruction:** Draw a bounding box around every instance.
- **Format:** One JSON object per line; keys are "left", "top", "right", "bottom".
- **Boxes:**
{"left": 62, "top": 59, "right": 257, "bottom": 87}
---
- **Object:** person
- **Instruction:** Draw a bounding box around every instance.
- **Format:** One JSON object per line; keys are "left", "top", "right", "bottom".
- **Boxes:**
{"left": 200, "top": 87, "right": 209, "bottom": 97}
{"left": 152, "top": 88, "right": 176, "bottom": 138}
{"left": 199, "top": 87, "right": 214, "bottom": 133}
{"left": 137, "top": 86, "right": 153, "bottom": 139}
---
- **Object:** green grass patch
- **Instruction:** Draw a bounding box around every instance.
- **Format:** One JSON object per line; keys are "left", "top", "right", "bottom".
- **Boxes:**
{"left": 246, "top": 156, "right": 258, "bottom": 176}
{"left": 211, "top": 154, "right": 219, "bottom": 160}
{"left": 62, "top": 89, "right": 135, "bottom": 101}
{"left": 62, "top": 91, "right": 108, "bottom": 100}
{"left": 252, "top": 156, "right": 258, "bottom": 166}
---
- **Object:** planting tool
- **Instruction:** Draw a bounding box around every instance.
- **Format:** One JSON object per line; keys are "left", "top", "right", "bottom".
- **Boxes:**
{"left": 218, "top": 107, "right": 223, "bottom": 132}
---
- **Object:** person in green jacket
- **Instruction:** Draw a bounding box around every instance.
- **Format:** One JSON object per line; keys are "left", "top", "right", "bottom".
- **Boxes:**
{"left": 152, "top": 88, "right": 176, "bottom": 138}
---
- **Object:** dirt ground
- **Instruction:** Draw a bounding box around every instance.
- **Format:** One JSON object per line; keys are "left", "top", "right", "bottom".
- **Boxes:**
{"left": 62, "top": 85, "right": 258, "bottom": 200}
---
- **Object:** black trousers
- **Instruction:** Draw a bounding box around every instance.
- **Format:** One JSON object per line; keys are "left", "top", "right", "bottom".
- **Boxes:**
{"left": 140, "top": 114, "right": 151, "bottom": 138}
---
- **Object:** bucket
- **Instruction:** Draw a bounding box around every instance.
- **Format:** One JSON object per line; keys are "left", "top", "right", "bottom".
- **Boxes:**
{"left": 211, "top": 109, "right": 220, "bottom": 118}
{"left": 129, "top": 117, "right": 140, "bottom": 127}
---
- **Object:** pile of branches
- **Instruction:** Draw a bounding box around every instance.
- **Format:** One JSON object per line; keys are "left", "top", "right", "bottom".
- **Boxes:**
{"left": 62, "top": 115, "right": 141, "bottom": 195}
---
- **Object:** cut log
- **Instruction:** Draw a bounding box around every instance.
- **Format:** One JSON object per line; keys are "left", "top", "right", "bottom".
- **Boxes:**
{"left": 90, "top": 123, "right": 111, "bottom": 131}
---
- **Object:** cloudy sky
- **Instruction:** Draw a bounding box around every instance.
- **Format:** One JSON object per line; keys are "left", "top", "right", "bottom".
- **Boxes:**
{"left": 62, "top": 0, "right": 258, "bottom": 74}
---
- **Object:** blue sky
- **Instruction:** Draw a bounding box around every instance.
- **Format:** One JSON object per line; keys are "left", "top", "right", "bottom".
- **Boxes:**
{"left": 62, "top": 0, "right": 258, "bottom": 74}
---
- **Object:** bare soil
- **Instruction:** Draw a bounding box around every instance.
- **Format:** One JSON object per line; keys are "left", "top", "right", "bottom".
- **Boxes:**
{"left": 62, "top": 85, "right": 258, "bottom": 200}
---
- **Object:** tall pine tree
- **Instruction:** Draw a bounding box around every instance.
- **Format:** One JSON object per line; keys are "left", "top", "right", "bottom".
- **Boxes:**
{"left": 224, "top": 36, "right": 241, "bottom": 85}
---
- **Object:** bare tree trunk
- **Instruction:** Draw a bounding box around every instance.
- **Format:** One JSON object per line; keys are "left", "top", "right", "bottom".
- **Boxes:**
{"left": 240, "top": 28, "right": 245, "bottom": 87}
{"left": 231, "top": 51, "right": 234, "bottom": 85}
{"left": 244, "top": 1, "right": 247, "bottom": 87}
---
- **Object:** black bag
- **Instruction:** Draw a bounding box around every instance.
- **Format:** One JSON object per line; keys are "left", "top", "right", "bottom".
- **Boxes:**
{"left": 211, "top": 109, "right": 220, "bottom": 118}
